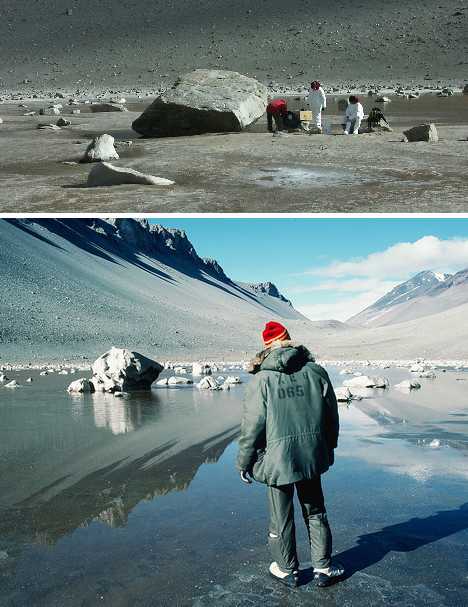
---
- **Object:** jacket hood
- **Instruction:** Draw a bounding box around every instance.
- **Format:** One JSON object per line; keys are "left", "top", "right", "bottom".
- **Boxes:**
{"left": 248, "top": 341, "right": 315, "bottom": 374}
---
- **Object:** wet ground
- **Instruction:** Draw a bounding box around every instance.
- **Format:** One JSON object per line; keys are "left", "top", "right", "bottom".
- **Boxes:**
{"left": 1, "top": 95, "right": 467, "bottom": 212}
{"left": 0, "top": 365, "right": 467, "bottom": 606}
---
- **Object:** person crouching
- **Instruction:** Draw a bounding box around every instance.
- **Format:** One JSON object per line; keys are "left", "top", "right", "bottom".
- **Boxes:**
{"left": 266, "top": 98, "right": 288, "bottom": 132}
{"left": 343, "top": 95, "right": 364, "bottom": 135}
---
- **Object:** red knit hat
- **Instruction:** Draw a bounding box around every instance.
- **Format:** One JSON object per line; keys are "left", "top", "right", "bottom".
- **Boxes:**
{"left": 262, "top": 321, "right": 290, "bottom": 347}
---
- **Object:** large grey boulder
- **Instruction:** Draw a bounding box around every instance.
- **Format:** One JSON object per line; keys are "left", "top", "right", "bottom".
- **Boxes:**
{"left": 403, "top": 123, "right": 438, "bottom": 142}
{"left": 87, "top": 162, "right": 175, "bottom": 187}
{"left": 132, "top": 69, "right": 268, "bottom": 137}
{"left": 81, "top": 134, "right": 119, "bottom": 163}
{"left": 90, "top": 103, "right": 128, "bottom": 113}
{"left": 91, "top": 347, "right": 163, "bottom": 392}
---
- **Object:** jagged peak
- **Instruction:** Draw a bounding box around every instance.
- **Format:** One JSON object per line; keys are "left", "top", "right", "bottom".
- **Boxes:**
{"left": 246, "top": 281, "right": 291, "bottom": 305}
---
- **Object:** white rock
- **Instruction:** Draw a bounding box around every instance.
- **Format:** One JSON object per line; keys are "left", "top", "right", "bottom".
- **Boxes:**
{"left": 339, "top": 368, "right": 354, "bottom": 375}
{"left": 67, "top": 378, "right": 95, "bottom": 393}
{"left": 156, "top": 377, "right": 169, "bottom": 386}
{"left": 39, "top": 370, "right": 48, "bottom": 376}
{"left": 37, "top": 123, "right": 61, "bottom": 130}
{"left": 220, "top": 382, "right": 231, "bottom": 391}
{"left": 168, "top": 376, "right": 193, "bottom": 385}
{"left": 26, "top": 377, "right": 33, "bottom": 382}
{"left": 335, "top": 387, "right": 352, "bottom": 402}
{"left": 429, "top": 439, "right": 441, "bottom": 448}
{"left": 91, "top": 347, "right": 163, "bottom": 392}
{"left": 197, "top": 376, "right": 221, "bottom": 390}
{"left": 58, "top": 369, "right": 69, "bottom": 375}
{"left": 418, "top": 371, "right": 436, "bottom": 379}
{"left": 39, "top": 106, "right": 61, "bottom": 116}
{"left": 395, "top": 380, "right": 421, "bottom": 390}
{"left": 0, "top": 373, "right": 9, "bottom": 382}
{"left": 87, "top": 162, "right": 174, "bottom": 187}
{"left": 81, "top": 134, "right": 119, "bottom": 163}
{"left": 192, "top": 362, "right": 212, "bottom": 376}
{"left": 343, "top": 375, "right": 388, "bottom": 389}
{"left": 4, "top": 380, "right": 19, "bottom": 388}
{"left": 225, "top": 375, "right": 242, "bottom": 385}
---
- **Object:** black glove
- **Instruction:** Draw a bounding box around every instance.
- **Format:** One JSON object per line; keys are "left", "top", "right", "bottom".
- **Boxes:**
{"left": 240, "top": 470, "right": 253, "bottom": 484}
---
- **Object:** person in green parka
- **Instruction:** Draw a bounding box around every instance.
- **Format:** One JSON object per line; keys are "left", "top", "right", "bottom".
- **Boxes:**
{"left": 237, "top": 321, "right": 344, "bottom": 588}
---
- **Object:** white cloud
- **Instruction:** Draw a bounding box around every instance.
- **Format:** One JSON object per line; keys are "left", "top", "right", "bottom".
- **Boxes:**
{"left": 308, "top": 236, "right": 468, "bottom": 279}
{"left": 297, "top": 287, "right": 392, "bottom": 322}
{"left": 289, "top": 278, "right": 398, "bottom": 295}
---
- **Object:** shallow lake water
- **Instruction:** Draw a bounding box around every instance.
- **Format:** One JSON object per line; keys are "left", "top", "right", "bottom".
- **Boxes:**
{"left": 0, "top": 366, "right": 467, "bottom": 606}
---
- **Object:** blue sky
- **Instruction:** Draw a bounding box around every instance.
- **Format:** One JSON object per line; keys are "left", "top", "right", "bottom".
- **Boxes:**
{"left": 151, "top": 218, "right": 468, "bottom": 320}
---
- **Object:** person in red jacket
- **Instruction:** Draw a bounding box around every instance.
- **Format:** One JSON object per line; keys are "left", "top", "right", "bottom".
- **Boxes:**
{"left": 266, "top": 98, "right": 288, "bottom": 132}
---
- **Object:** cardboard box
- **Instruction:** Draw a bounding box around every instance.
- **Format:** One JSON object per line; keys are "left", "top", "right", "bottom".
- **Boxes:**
{"left": 300, "top": 110, "right": 313, "bottom": 121}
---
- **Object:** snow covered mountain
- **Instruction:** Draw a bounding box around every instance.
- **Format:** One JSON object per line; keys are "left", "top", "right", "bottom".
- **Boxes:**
{"left": 0, "top": 219, "right": 306, "bottom": 362}
{"left": 348, "top": 270, "right": 468, "bottom": 327}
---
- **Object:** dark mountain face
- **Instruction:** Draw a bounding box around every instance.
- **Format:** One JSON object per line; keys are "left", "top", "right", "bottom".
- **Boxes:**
{"left": 246, "top": 281, "right": 292, "bottom": 305}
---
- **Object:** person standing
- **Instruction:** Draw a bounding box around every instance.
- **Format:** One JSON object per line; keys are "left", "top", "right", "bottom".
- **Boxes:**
{"left": 266, "top": 98, "right": 288, "bottom": 132}
{"left": 304, "top": 81, "right": 327, "bottom": 132}
{"left": 343, "top": 95, "right": 364, "bottom": 135}
{"left": 237, "top": 321, "right": 344, "bottom": 588}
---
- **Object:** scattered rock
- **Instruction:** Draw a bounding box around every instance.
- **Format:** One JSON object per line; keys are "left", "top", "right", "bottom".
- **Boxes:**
{"left": 56, "top": 117, "right": 71, "bottom": 127}
{"left": 419, "top": 371, "right": 436, "bottom": 378}
{"left": 429, "top": 438, "right": 441, "bottom": 448}
{"left": 168, "top": 376, "right": 193, "bottom": 385}
{"left": 4, "top": 380, "right": 19, "bottom": 388}
{"left": 71, "top": 109, "right": 81, "bottom": 114}
{"left": 39, "top": 105, "right": 61, "bottom": 116}
{"left": 81, "top": 134, "right": 119, "bottom": 163}
{"left": 197, "top": 376, "right": 221, "bottom": 390}
{"left": 67, "top": 378, "right": 95, "bottom": 393}
{"left": 26, "top": 377, "right": 33, "bottom": 382}
{"left": 395, "top": 380, "right": 421, "bottom": 390}
{"left": 403, "top": 123, "right": 438, "bottom": 142}
{"left": 0, "top": 373, "right": 9, "bottom": 382}
{"left": 375, "top": 96, "right": 391, "bottom": 103}
{"left": 0, "top": 118, "right": 3, "bottom": 124}
{"left": 90, "top": 103, "right": 127, "bottom": 113}
{"left": 37, "top": 123, "right": 61, "bottom": 130}
{"left": 335, "top": 386, "right": 352, "bottom": 402}
{"left": 343, "top": 375, "right": 389, "bottom": 389}
{"left": 132, "top": 68, "right": 268, "bottom": 137}
{"left": 225, "top": 375, "right": 242, "bottom": 385}
{"left": 87, "top": 162, "right": 174, "bottom": 187}
{"left": 192, "top": 362, "right": 212, "bottom": 376}
{"left": 91, "top": 347, "right": 163, "bottom": 392}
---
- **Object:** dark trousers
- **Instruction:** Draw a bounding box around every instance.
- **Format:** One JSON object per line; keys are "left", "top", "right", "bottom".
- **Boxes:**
{"left": 267, "top": 111, "right": 284, "bottom": 132}
{"left": 267, "top": 477, "right": 332, "bottom": 572}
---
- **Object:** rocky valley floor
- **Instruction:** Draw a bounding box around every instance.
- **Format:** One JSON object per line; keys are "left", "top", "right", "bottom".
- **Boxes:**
{"left": 1, "top": 94, "right": 468, "bottom": 212}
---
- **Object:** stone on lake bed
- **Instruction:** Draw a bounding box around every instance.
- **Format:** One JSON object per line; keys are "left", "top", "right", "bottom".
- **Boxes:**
{"left": 89, "top": 103, "right": 128, "bottom": 113}
{"left": 132, "top": 68, "right": 268, "bottom": 137}
{"left": 67, "top": 378, "right": 95, "bottom": 393}
{"left": 403, "top": 123, "right": 438, "bottom": 142}
{"left": 167, "top": 376, "right": 193, "bottom": 385}
{"left": 91, "top": 347, "right": 163, "bottom": 392}
{"left": 37, "top": 123, "right": 61, "bottom": 130}
{"left": 343, "top": 375, "right": 389, "bottom": 389}
{"left": 335, "top": 386, "right": 352, "bottom": 402}
{"left": 56, "top": 118, "right": 71, "bottom": 127}
{"left": 4, "top": 380, "right": 19, "bottom": 388}
{"left": 87, "top": 162, "right": 175, "bottom": 187}
{"left": 81, "top": 134, "right": 119, "bottom": 163}
{"left": 395, "top": 380, "right": 421, "bottom": 390}
{"left": 197, "top": 376, "right": 221, "bottom": 390}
